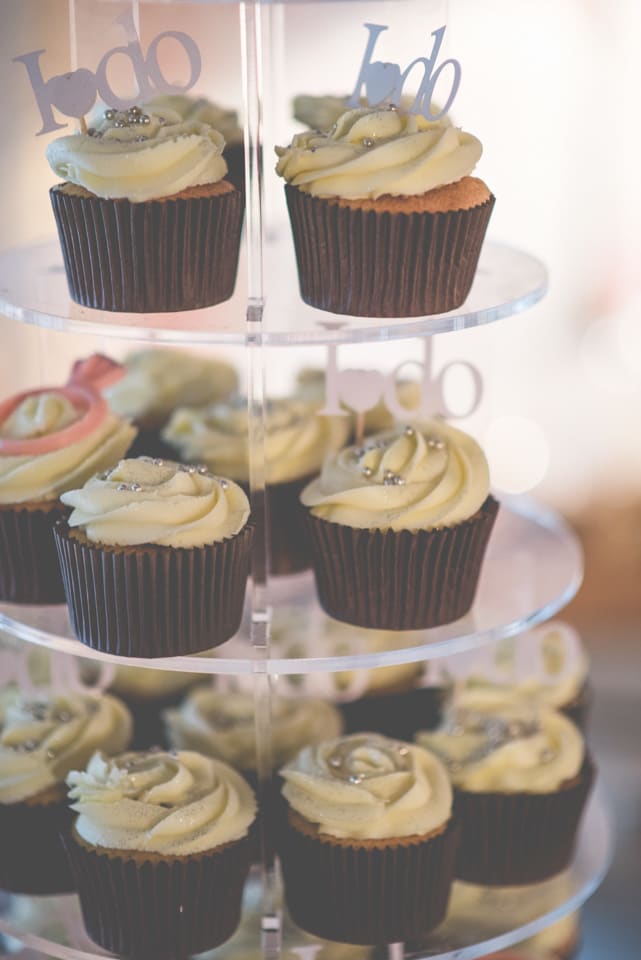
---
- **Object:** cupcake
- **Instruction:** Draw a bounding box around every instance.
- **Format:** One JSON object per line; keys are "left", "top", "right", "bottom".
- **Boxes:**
{"left": 417, "top": 704, "right": 594, "bottom": 885}
{"left": 445, "top": 624, "right": 591, "bottom": 731}
{"left": 47, "top": 104, "right": 243, "bottom": 312}
{"left": 54, "top": 457, "right": 253, "bottom": 658}
{"left": 278, "top": 732, "right": 458, "bottom": 944}
{"left": 106, "top": 664, "right": 206, "bottom": 750}
{"left": 104, "top": 347, "right": 238, "bottom": 459}
{"left": 0, "top": 356, "right": 136, "bottom": 603}
{"left": 0, "top": 690, "right": 131, "bottom": 893}
{"left": 275, "top": 106, "right": 494, "bottom": 317}
{"left": 146, "top": 94, "right": 245, "bottom": 191}
{"left": 301, "top": 420, "right": 499, "bottom": 629}
{"left": 163, "top": 396, "right": 350, "bottom": 575}
{"left": 64, "top": 749, "right": 256, "bottom": 958}
{"left": 165, "top": 688, "right": 343, "bottom": 775}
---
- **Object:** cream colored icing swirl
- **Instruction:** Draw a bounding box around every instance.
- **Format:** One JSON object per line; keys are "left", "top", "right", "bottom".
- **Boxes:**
{"left": 104, "top": 349, "right": 238, "bottom": 427}
{"left": 146, "top": 95, "right": 242, "bottom": 146}
{"left": 163, "top": 398, "right": 351, "bottom": 485}
{"left": 293, "top": 94, "right": 445, "bottom": 133}
{"left": 0, "top": 692, "right": 132, "bottom": 804}
{"left": 417, "top": 707, "right": 584, "bottom": 793}
{"left": 0, "top": 392, "right": 136, "bottom": 505}
{"left": 61, "top": 457, "right": 250, "bottom": 548}
{"left": 47, "top": 106, "right": 228, "bottom": 202}
{"left": 165, "top": 690, "right": 343, "bottom": 771}
{"left": 276, "top": 106, "right": 481, "bottom": 199}
{"left": 281, "top": 733, "right": 452, "bottom": 840}
{"left": 67, "top": 749, "right": 256, "bottom": 855}
{"left": 301, "top": 421, "right": 490, "bottom": 532}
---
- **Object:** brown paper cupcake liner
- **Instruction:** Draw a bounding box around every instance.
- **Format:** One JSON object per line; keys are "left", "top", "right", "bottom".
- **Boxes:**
{"left": 224, "top": 142, "right": 246, "bottom": 193}
{"left": 304, "top": 496, "right": 499, "bottom": 630}
{"left": 54, "top": 521, "right": 253, "bottom": 658}
{"left": 62, "top": 828, "right": 251, "bottom": 959}
{"left": 453, "top": 756, "right": 595, "bottom": 885}
{"left": 0, "top": 501, "right": 69, "bottom": 604}
{"left": 285, "top": 185, "right": 495, "bottom": 317}
{"left": 253, "top": 475, "right": 313, "bottom": 576}
{"left": 0, "top": 794, "right": 75, "bottom": 894}
{"left": 280, "top": 811, "right": 459, "bottom": 944}
{"left": 50, "top": 183, "right": 243, "bottom": 313}
{"left": 340, "top": 685, "right": 445, "bottom": 741}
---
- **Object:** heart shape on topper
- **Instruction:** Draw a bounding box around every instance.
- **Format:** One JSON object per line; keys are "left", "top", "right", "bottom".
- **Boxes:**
{"left": 48, "top": 69, "right": 97, "bottom": 119}
{"left": 338, "top": 369, "right": 384, "bottom": 413}
{"left": 365, "top": 61, "right": 401, "bottom": 106}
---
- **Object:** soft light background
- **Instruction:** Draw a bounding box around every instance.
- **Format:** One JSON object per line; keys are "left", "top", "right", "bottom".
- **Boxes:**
{"left": 0, "top": 2, "right": 639, "bottom": 959}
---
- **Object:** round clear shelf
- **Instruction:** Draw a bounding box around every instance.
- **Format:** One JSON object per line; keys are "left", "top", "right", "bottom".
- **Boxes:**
{"left": 0, "top": 497, "right": 582, "bottom": 677}
{"left": 0, "top": 789, "right": 611, "bottom": 960}
{"left": 0, "top": 237, "right": 546, "bottom": 346}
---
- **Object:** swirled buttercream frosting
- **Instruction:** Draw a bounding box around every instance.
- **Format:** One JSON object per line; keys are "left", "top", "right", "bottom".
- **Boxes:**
{"left": 281, "top": 732, "right": 452, "bottom": 840}
{"left": 67, "top": 749, "right": 256, "bottom": 855}
{"left": 300, "top": 421, "right": 490, "bottom": 532}
{"left": 163, "top": 398, "right": 351, "bottom": 485}
{"left": 146, "top": 95, "right": 242, "bottom": 147}
{"left": 417, "top": 706, "right": 584, "bottom": 793}
{"left": 276, "top": 106, "right": 481, "bottom": 200}
{"left": 0, "top": 392, "right": 136, "bottom": 505}
{"left": 60, "top": 457, "right": 250, "bottom": 548}
{"left": 0, "top": 692, "right": 132, "bottom": 804}
{"left": 47, "top": 105, "right": 228, "bottom": 203}
{"left": 293, "top": 94, "right": 446, "bottom": 133}
{"left": 104, "top": 349, "right": 238, "bottom": 426}
{"left": 165, "top": 690, "right": 343, "bottom": 771}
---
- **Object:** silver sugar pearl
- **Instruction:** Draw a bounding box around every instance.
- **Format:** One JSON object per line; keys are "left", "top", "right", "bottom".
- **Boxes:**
{"left": 386, "top": 102, "right": 398, "bottom": 111}
{"left": 219, "top": 479, "right": 229, "bottom": 489}
{"left": 393, "top": 475, "right": 405, "bottom": 485}
{"left": 187, "top": 465, "right": 197, "bottom": 475}
{"left": 362, "top": 138, "right": 374, "bottom": 148}
{"left": 197, "top": 466, "right": 209, "bottom": 475}
{"left": 20, "top": 740, "right": 38, "bottom": 753}
{"left": 153, "top": 458, "right": 164, "bottom": 466}
{"left": 362, "top": 465, "right": 373, "bottom": 478}
{"left": 113, "top": 119, "right": 127, "bottom": 128}
{"left": 117, "top": 483, "right": 128, "bottom": 491}
{"left": 384, "top": 469, "right": 395, "bottom": 479}
{"left": 140, "top": 114, "right": 151, "bottom": 125}
{"left": 128, "top": 105, "right": 142, "bottom": 117}
{"left": 135, "top": 136, "right": 148, "bottom": 142}
{"left": 427, "top": 438, "right": 445, "bottom": 450}
{"left": 329, "top": 756, "right": 343, "bottom": 769}
{"left": 404, "top": 425, "right": 415, "bottom": 437}
{"left": 398, "top": 746, "right": 409, "bottom": 756}
{"left": 104, "top": 108, "right": 116, "bottom": 121}
{"left": 158, "top": 116, "right": 166, "bottom": 125}
{"left": 348, "top": 773, "right": 363, "bottom": 784}
{"left": 130, "top": 482, "right": 141, "bottom": 492}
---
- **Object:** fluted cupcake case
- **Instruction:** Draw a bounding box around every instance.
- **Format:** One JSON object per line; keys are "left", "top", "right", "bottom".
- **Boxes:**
{"left": 0, "top": 2, "right": 609, "bottom": 960}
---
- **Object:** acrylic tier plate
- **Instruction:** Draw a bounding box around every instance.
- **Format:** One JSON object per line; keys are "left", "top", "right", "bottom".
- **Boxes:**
{"left": 0, "top": 790, "right": 611, "bottom": 960}
{"left": 0, "top": 497, "right": 582, "bottom": 676}
{"left": 0, "top": 238, "right": 546, "bottom": 346}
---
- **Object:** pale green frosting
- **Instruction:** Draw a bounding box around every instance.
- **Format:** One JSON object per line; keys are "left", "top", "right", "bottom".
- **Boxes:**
{"left": 0, "top": 692, "right": 132, "bottom": 804}
{"left": 281, "top": 733, "right": 452, "bottom": 840}
{"left": 417, "top": 707, "right": 584, "bottom": 794}
{"left": 104, "top": 349, "right": 238, "bottom": 427}
{"left": 165, "top": 690, "right": 342, "bottom": 772}
{"left": 301, "top": 421, "right": 490, "bottom": 532}
{"left": 276, "top": 106, "right": 481, "bottom": 199}
{"left": 47, "top": 106, "right": 228, "bottom": 202}
{"left": 163, "top": 398, "right": 351, "bottom": 485}
{"left": 67, "top": 749, "right": 256, "bottom": 855}
{"left": 61, "top": 458, "right": 249, "bottom": 548}
{"left": 146, "top": 95, "right": 242, "bottom": 147}
{"left": 0, "top": 393, "right": 136, "bottom": 505}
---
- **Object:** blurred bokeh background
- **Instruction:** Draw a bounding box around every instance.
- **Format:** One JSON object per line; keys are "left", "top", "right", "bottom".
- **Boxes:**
{"left": 0, "top": 1, "right": 639, "bottom": 958}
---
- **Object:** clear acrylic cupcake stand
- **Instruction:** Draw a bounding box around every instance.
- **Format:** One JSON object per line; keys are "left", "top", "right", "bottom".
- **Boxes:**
{"left": 0, "top": 1, "right": 611, "bottom": 958}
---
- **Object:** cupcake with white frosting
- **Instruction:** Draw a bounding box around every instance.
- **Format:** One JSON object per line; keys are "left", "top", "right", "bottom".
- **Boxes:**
{"left": 47, "top": 104, "right": 243, "bottom": 312}
{"left": 276, "top": 105, "right": 494, "bottom": 317}
{"left": 278, "top": 732, "right": 458, "bottom": 944}
{"left": 0, "top": 690, "right": 131, "bottom": 893}
{"left": 165, "top": 689, "right": 343, "bottom": 773}
{"left": 104, "top": 347, "right": 238, "bottom": 460}
{"left": 54, "top": 457, "right": 253, "bottom": 657}
{"left": 300, "top": 420, "right": 499, "bottom": 629}
{"left": 417, "top": 704, "right": 594, "bottom": 885}
{"left": 0, "top": 356, "right": 136, "bottom": 603}
{"left": 64, "top": 749, "right": 256, "bottom": 958}
{"left": 146, "top": 93, "right": 245, "bottom": 191}
{"left": 163, "top": 396, "right": 350, "bottom": 574}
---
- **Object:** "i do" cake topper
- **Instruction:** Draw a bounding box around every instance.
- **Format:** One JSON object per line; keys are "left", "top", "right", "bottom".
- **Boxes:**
{"left": 348, "top": 23, "right": 461, "bottom": 120}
